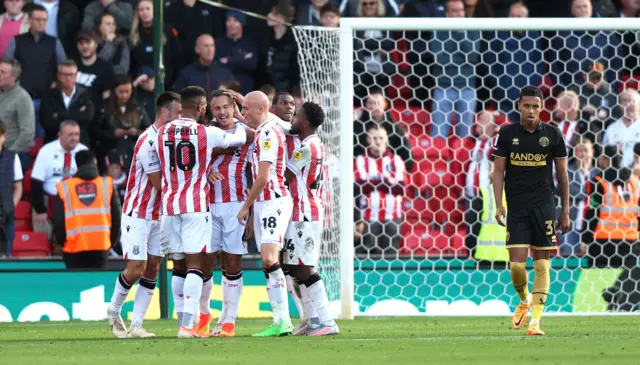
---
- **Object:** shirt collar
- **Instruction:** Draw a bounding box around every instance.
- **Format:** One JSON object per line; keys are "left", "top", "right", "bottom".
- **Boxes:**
{"left": 6, "top": 12, "right": 24, "bottom": 21}
{"left": 519, "top": 120, "right": 543, "bottom": 133}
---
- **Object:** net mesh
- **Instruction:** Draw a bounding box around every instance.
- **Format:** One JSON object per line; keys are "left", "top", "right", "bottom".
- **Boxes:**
{"left": 292, "top": 26, "right": 342, "bottom": 308}
{"left": 297, "top": 25, "right": 640, "bottom": 315}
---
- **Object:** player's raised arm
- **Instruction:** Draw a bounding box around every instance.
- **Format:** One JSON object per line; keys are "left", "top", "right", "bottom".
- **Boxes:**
{"left": 207, "top": 123, "right": 247, "bottom": 149}
{"left": 269, "top": 113, "right": 294, "bottom": 135}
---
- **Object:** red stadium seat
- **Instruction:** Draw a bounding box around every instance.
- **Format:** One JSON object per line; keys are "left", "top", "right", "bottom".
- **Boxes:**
{"left": 617, "top": 74, "right": 640, "bottom": 93}
{"left": 391, "top": 107, "right": 431, "bottom": 137}
{"left": 12, "top": 231, "right": 51, "bottom": 257}
{"left": 409, "top": 136, "right": 450, "bottom": 162}
{"left": 29, "top": 138, "right": 44, "bottom": 158}
{"left": 400, "top": 222, "right": 465, "bottom": 257}
{"left": 14, "top": 201, "right": 33, "bottom": 232}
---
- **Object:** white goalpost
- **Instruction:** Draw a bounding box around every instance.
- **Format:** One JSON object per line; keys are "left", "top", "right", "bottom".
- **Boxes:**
{"left": 294, "top": 17, "right": 640, "bottom": 319}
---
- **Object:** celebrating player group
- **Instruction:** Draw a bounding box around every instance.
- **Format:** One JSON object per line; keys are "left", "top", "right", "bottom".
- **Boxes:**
{"left": 105, "top": 85, "right": 339, "bottom": 338}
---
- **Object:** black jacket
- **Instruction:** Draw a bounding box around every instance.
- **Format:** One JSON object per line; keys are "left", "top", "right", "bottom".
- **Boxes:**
{"left": 40, "top": 86, "right": 96, "bottom": 147}
{"left": 24, "top": 0, "right": 81, "bottom": 59}
{"left": 259, "top": 28, "right": 299, "bottom": 92}
{"left": 354, "top": 110, "right": 414, "bottom": 172}
{"left": 130, "top": 23, "right": 184, "bottom": 87}
{"left": 53, "top": 164, "right": 121, "bottom": 248}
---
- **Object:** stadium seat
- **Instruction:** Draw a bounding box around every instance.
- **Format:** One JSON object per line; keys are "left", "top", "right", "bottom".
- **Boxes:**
{"left": 14, "top": 201, "right": 32, "bottom": 232}
{"left": 403, "top": 197, "right": 433, "bottom": 221}
{"left": 617, "top": 74, "right": 640, "bottom": 93}
{"left": 12, "top": 231, "right": 51, "bottom": 257}
{"left": 29, "top": 137, "right": 43, "bottom": 158}
{"left": 390, "top": 107, "right": 431, "bottom": 137}
{"left": 400, "top": 221, "right": 465, "bottom": 258}
{"left": 408, "top": 135, "right": 450, "bottom": 162}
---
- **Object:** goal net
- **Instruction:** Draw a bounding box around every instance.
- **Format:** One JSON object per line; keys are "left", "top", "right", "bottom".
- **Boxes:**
{"left": 296, "top": 17, "right": 640, "bottom": 318}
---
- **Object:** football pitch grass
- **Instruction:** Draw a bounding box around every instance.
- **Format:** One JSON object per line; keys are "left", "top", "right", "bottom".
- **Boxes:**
{"left": 1, "top": 316, "right": 638, "bottom": 365}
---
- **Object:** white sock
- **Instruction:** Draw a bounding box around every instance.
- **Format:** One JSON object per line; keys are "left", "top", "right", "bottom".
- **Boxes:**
{"left": 182, "top": 269, "right": 204, "bottom": 329}
{"left": 286, "top": 274, "right": 305, "bottom": 320}
{"left": 200, "top": 275, "right": 213, "bottom": 315}
{"left": 109, "top": 273, "right": 132, "bottom": 317}
{"left": 222, "top": 271, "right": 243, "bottom": 324}
{"left": 306, "top": 274, "right": 333, "bottom": 324}
{"left": 172, "top": 273, "right": 185, "bottom": 325}
{"left": 266, "top": 265, "right": 289, "bottom": 324}
{"left": 130, "top": 277, "right": 156, "bottom": 329}
{"left": 299, "top": 283, "right": 319, "bottom": 321}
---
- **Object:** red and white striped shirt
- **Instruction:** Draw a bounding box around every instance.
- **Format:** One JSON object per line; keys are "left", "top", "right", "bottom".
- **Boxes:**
{"left": 465, "top": 137, "right": 493, "bottom": 198}
{"left": 321, "top": 154, "right": 339, "bottom": 228}
{"left": 354, "top": 151, "right": 406, "bottom": 221}
{"left": 157, "top": 118, "right": 246, "bottom": 215}
{"left": 286, "top": 134, "right": 325, "bottom": 222}
{"left": 210, "top": 122, "right": 251, "bottom": 203}
{"left": 252, "top": 119, "right": 289, "bottom": 202}
{"left": 122, "top": 124, "right": 162, "bottom": 220}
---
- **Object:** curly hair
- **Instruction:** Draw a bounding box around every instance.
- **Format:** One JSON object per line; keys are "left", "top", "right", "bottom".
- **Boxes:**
{"left": 302, "top": 102, "right": 325, "bottom": 129}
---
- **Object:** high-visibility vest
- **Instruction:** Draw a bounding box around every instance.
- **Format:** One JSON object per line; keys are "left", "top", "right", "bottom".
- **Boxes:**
{"left": 56, "top": 176, "right": 113, "bottom": 253}
{"left": 594, "top": 175, "right": 640, "bottom": 241}
{"left": 475, "top": 185, "right": 509, "bottom": 261}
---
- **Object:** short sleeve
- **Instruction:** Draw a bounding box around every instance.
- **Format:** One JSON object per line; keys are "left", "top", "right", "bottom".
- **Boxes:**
{"left": 137, "top": 137, "right": 161, "bottom": 173}
{"left": 207, "top": 124, "right": 246, "bottom": 149}
{"left": 206, "top": 125, "right": 228, "bottom": 147}
{"left": 393, "top": 155, "right": 405, "bottom": 182}
{"left": 287, "top": 143, "right": 312, "bottom": 174}
{"left": 30, "top": 150, "right": 47, "bottom": 181}
{"left": 553, "top": 127, "right": 568, "bottom": 159}
{"left": 492, "top": 131, "right": 508, "bottom": 158}
{"left": 257, "top": 126, "right": 278, "bottom": 163}
{"left": 14, "top": 154, "right": 23, "bottom": 181}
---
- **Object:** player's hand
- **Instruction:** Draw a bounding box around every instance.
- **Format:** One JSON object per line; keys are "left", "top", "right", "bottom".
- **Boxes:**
{"left": 237, "top": 206, "right": 249, "bottom": 226}
{"left": 244, "top": 127, "right": 256, "bottom": 144}
{"left": 34, "top": 213, "right": 48, "bottom": 226}
{"left": 495, "top": 206, "right": 506, "bottom": 227}
{"left": 207, "top": 171, "right": 224, "bottom": 184}
{"left": 558, "top": 210, "right": 570, "bottom": 234}
{"left": 354, "top": 222, "right": 365, "bottom": 240}
{"left": 224, "top": 90, "right": 244, "bottom": 104}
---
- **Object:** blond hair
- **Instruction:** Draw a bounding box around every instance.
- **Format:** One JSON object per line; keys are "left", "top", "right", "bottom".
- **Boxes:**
{"left": 357, "top": 0, "right": 386, "bottom": 17}
{"left": 130, "top": 0, "right": 165, "bottom": 47}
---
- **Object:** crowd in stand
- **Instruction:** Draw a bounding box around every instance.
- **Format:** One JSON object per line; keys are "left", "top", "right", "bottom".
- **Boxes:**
{"left": 0, "top": 0, "right": 640, "bottom": 261}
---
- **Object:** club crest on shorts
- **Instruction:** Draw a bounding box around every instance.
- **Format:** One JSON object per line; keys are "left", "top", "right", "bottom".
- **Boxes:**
{"left": 132, "top": 245, "right": 140, "bottom": 255}
{"left": 539, "top": 136, "right": 549, "bottom": 147}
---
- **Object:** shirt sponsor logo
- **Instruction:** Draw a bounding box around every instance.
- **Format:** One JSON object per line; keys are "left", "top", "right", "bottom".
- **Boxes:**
{"left": 293, "top": 151, "right": 303, "bottom": 160}
{"left": 509, "top": 152, "right": 548, "bottom": 167}
{"left": 262, "top": 140, "right": 272, "bottom": 150}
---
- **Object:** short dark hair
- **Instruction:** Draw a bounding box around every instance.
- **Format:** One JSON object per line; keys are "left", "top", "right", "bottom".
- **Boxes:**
{"left": 220, "top": 80, "right": 242, "bottom": 93}
{"left": 27, "top": 4, "right": 47, "bottom": 16}
{"left": 260, "top": 84, "right": 276, "bottom": 95}
{"left": 273, "top": 92, "right": 293, "bottom": 106}
{"left": 180, "top": 86, "right": 206, "bottom": 106}
{"left": 519, "top": 86, "right": 543, "bottom": 101}
{"left": 156, "top": 91, "right": 180, "bottom": 111}
{"left": 58, "top": 59, "right": 77, "bottom": 70}
{"left": 210, "top": 89, "right": 228, "bottom": 99}
{"left": 75, "top": 150, "right": 96, "bottom": 167}
{"left": 320, "top": 3, "right": 340, "bottom": 17}
{"left": 271, "top": 0, "right": 294, "bottom": 23}
{"left": 302, "top": 102, "right": 324, "bottom": 129}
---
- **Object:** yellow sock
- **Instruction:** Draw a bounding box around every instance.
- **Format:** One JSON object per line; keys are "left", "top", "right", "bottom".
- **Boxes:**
{"left": 531, "top": 259, "right": 550, "bottom": 324}
{"left": 510, "top": 262, "right": 529, "bottom": 302}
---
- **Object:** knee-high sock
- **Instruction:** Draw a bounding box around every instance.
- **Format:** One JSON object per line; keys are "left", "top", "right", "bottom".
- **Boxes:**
{"left": 181, "top": 269, "right": 203, "bottom": 329}
{"left": 109, "top": 272, "right": 133, "bottom": 316}
{"left": 130, "top": 277, "right": 156, "bottom": 328}
{"left": 298, "top": 281, "right": 319, "bottom": 321}
{"left": 200, "top": 275, "right": 213, "bottom": 315}
{"left": 284, "top": 270, "right": 304, "bottom": 320}
{"left": 172, "top": 271, "right": 186, "bottom": 325}
{"left": 265, "top": 264, "right": 290, "bottom": 323}
{"left": 510, "top": 262, "right": 529, "bottom": 302}
{"left": 222, "top": 271, "right": 243, "bottom": 324}
{"left": 531, "top": 259, "right": 550, "bottom": 324}
{"left": 303, "top": 273, "right": 332, "bottom": 324}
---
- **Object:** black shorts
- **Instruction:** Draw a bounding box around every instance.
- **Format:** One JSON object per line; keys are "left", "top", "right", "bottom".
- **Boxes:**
{"left": 506, "top": 202, "right": 557, "bottom": 250}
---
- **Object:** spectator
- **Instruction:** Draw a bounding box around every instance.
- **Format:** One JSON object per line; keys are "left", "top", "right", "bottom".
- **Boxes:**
{"left": 570, "top": 60, "right": 617, "bottom": 129}
{"left": 132, "top": 66, "right": 155, "bottom": 120}
{"left": 40, "top": 59, "right": 96, "bottom": 146}
{"left": 0, "top": 120, "right": 23, "bottom": 257}
{"left": 508, "top": 0, "right": 527, "bottom": 17}
{"left": 81, "top": 0, "right": 133, "bottom": 34}
{"left": 95, "top": 12, "right": 130, "bottom": 75}
{"left": 481, "top": 2, "right": 543, "bottom": 122}
{"left": 320, "top": 3, "right": 340, "bottom": 26}
{"left": 105, "top": 150, "right": 126, "bottom": 203}
{"left": 603, "top": 89, "right": 640, "bottom": 167}
{"left": 354, "top": 124, "right": 405, "bottom": 255}
{"left": 165, "top": 0, "right": 223, "bottom": 65}
{"left": 559, "top": 138, "right": 593, "bottom": 256}
{"left": 260, "top": 84, "right": 276, "bottom": 104}
{"left": 102, "top": 75, "right": 150, "bottom": 170}
{"left": 32, "top": 0, "right": 80, "bottom": 59}
{"left": 0, "top": 0, "right": 30, "bottom": 59}
{"left": 53, "top": 149, "right": 121, "bottom": 269}
{"left": 549, "top": 0, "right": 622, "bottom": 89}
{"left": 296, "top": 0, "right": 330, "bottom": 26}
{"left": 173, "top": 34, "right": 234, "bottom": 100}
{"left": 260, "top": 2, "right": 299, "bottom": 93}
{"left": 215, "top": 10, "right": 258, "bottom": 95}
{"left": 353, "top": 89, "right": 413, "bottom": 172}
{"left": 339, "top": 0, "right": 401, "bottom": 17}
{"left": 129, "top": 0, "right": 183, "bottom": 87}
{"left": 461, "top": 110, "right": 498, "bottom": 199}
{"left": 617, "top": 0, "right": 640, "bottom": 77}
{"left": 553, "top": 90, "right": 593, "bottom": 152}
{"left": 75, "top": 30, "right": 114, "bottom": 112}
{"left": 429, "top": 0, "right": 480, "bottom": 138}
{"left": 30, "top": 120, "right": 87, "bottom": 239}
{"left": 463, "top": 0, "right": 494, "bottom": 17}
{"left": 584, "top": 145, "right": 638, "bottom": 268}
{"left": 0, "top": 58, "right": 34, "bottom": 170}
{"left": 4, "top": 4, "right": 66, "bottom": 138}
{"left": 218, "top": 79, "right": 242, "bottom": 93}
{"left": 352, "top": 0, "right": 395, "bottom": 99}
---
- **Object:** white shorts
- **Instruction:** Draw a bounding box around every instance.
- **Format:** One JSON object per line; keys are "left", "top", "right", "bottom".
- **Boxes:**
{"left": 161, "top": 212, "right": 213, "bottom": 255}
{"left": 283, "top": 220, "right": 323, "bottom": 266}
{"left": 253, "top": 196, "right": 293, "bottom": 251}
{"left": 211, "top": 201, "right": 248, "bottom": 255}
{"left": 121, "top": 215, "right": 167, "bottom": 260}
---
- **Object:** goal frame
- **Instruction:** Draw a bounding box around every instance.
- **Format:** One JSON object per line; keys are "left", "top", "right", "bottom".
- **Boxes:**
{"left": 337, "top": 17, "right": 640, "bottom": 320}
